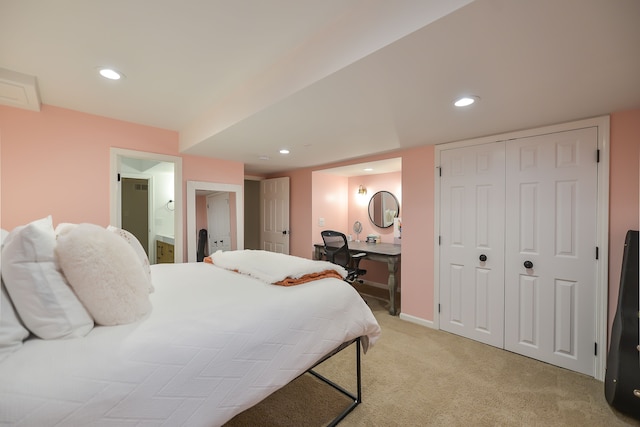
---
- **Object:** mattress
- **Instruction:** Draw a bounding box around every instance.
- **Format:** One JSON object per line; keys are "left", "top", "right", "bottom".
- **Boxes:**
{"left": 0, "top": 262, "right": 381, "bottom": 426}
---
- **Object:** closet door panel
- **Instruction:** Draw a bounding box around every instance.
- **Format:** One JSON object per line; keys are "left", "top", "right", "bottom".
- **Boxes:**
{"left": 440, "top": 142, "right": 505, "bottom": 347}
{"left": 518, "top": 274, "right": 539, "bottom": 347}
{"left": 504, "top": 127, "right": 598, "bottom": 376}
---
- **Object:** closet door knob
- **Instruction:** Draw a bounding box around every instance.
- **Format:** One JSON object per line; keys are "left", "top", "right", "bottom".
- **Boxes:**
{"left": 524, "top": 260, "right": 533, "bottom": 269}
{"left": 479, "top": 254, "right": 487, "bottom": 262}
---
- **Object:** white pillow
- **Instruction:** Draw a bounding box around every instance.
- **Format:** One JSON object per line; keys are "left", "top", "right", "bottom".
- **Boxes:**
{"left": 1, "top": 216, "right": 94, "bottom": 339}
{"left": 0, "top": 281, "right": 30, "bottom": 363}
{"left": 106, "top": 225, "right": 153, "bottom": 293}
{"left": 56, "top": 223, "right": 152, "bottom": 326}
{"left": 55, "top": 222, "right": 77, "bottom": 238}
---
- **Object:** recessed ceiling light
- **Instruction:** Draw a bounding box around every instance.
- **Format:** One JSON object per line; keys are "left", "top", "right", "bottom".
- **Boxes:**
{"left": 279, "top": 149, "right": 290, "bottom": 155}
{"left": 454, "top": 95, "right": 479, "bottom": 107}
{"left": 98, "top": 67, "right": 124, "bottom": 80}
{"left": 363, "top": 168, "right": 373, "bottom": 172}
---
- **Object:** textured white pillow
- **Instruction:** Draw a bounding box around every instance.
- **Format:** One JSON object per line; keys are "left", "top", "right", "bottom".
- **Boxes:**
{"left": 55, "top": 222, "right": 77, "bottom": 238}
{"left": 106, "top": 225, "right": 153, "bottom": 293}
{"left": 1, "top": 216, "right": 94, "bottom": 339}
{"left": 0, "top": 281, "right": 30, "bottom": 362}
{"left": 56, "top": 223, "right": 152, "bottom": 326}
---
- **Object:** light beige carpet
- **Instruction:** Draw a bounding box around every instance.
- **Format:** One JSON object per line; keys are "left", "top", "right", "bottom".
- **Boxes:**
{"left": 225, "top": 296, "right": 640, "bottom": 426}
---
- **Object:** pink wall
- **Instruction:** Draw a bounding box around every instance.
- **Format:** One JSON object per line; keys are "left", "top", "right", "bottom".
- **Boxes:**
{"left": 306, "top": 171, "right": 402, "bottom": 285}
{"left": 347, "top": 171, "right": 401, "bottom": 243}
{"left": 399, "top": 145, "right": 435, "bottom": 320}
{"left": 311, "top": 171, "right": 348, "bottom": 249}
{"left": 273, "top": 150, "right": 428, "bottom": 318}
{"left": 279, "top": 168, "right": 313, "bottom": 258}
{"left": 0, "top": 104, "right": 244, "bottom": 261}
{"left": 196, "top": 195, "right": 207, "bottom": 238}
{"left": 1, "top": 105, "right": 174, "bottom": 228}
{"left": 279, "top": 112, "right": 637, "bottom": 330}
{"left": 309, "top": 171, "right": 402, "bottom": 250}
{"left": 2, "top": 102, "right": 637, "bottom": 341}
{"left": 608, "top": 109, "right": 640, "bottom": 335}
{"left": 346, "top": 172, "right": 402, "bottom": 285}
{"left": 274, "top": 151, "right": 408, "bottom": 256}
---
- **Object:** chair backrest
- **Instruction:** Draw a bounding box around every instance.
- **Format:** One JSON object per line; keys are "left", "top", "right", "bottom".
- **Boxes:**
{"left": 321, "top": 230, "right": 350, "bottom": 268}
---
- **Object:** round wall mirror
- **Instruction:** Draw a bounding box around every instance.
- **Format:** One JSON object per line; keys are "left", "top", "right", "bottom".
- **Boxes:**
{"left": 368, "top": 191, "right": 399, "bottom": 228}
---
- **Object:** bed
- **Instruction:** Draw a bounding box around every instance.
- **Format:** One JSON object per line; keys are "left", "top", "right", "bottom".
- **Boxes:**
{"left": 0, "top": 219, "right": 381, "bottom": 426}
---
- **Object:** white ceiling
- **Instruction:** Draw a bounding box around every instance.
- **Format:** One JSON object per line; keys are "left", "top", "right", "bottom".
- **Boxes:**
{"left": 316, "top": 158, "right": 402, "bottom": 177}
{"left": 2, "top": 0, "right": 639, "bottom": 175}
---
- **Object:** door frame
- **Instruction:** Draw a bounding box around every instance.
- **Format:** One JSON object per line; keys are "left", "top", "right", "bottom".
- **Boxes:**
{"left": 433, "top": 115, "right": 610, "bottom": 380}
{"left": 186, "top": 181, "right": 243, "bottom": 262}
{"left": 110, "top": 148, "right": 183, "bottom": 263}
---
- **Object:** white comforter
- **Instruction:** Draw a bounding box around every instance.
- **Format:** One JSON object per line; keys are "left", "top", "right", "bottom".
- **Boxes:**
{"left": 209, "top": 249, "right": 347, "bottom": 283}
{"left": 0, "top": 262, "right": 381, "bottom": 426}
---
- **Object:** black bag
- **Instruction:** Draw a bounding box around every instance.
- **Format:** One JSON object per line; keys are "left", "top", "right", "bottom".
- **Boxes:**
{"left": 197, "top": 229, "right": 208, "bottom": 262}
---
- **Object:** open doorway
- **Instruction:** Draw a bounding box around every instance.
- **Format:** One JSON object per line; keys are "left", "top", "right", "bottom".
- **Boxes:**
{"left": 244, "top": 179, "right": 261, "bottom": 250}
{"left": 192, "top": 190, "right": 234, "bottom": 261}
{"left": 206, "top": 192, "right": 231, "bottom": 253}
{"left": 110, "top": 148, "right": 183, "bottom": 263}
{"left": 186, "top": 181, "right": 243, "bottom": 262}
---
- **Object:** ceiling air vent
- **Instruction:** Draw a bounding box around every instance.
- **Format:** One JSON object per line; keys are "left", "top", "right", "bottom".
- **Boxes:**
{"left": 0, "top": 68, "right": 41, "bottom": 112}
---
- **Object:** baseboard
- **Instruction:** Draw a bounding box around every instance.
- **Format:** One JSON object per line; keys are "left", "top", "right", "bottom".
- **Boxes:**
{"left": 399, "top": 313, "right": 435, "bottom": 329}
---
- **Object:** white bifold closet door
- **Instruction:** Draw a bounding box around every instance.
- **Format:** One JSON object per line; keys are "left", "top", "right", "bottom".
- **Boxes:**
{"left": 440, "top": 141, "right": 506, "bottom": 348}
{"left": 440, "top": 127, "right": 598, "bottom": 376}
{"left": 503, "top": 128, "right": 598, "bottom": 375}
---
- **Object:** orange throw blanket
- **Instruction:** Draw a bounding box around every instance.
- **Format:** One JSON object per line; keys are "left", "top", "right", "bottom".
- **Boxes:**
{"left": 203, "top": 256, "right": 343, "bottom": 286}
{"left": 273, "top": 270, "right": 344, "bottom": 286}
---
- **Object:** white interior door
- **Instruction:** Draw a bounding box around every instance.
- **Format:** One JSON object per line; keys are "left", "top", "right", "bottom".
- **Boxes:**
{"left": 504, "top": 127, "right": 598, "bottom": 376}
{"left": 440, "top": 142, "right": 506, "bottom": 348}
{"left": 120, "top": 177, "right": 150, "bottom": 257}
{"left": 207, "top": 192, "right": 231, "bottom": 253}
{"left": 260, "top": 177, "right": 290, "bottom": 254}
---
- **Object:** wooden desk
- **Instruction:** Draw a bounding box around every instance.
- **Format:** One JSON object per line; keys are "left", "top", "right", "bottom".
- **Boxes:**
{"left": 314, "top": 241, "right": 401, "bottom": 315}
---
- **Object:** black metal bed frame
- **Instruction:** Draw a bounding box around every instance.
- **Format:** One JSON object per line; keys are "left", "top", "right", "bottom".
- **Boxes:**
{"left": 303, "top": 336, "right": 362, "bottom": 426}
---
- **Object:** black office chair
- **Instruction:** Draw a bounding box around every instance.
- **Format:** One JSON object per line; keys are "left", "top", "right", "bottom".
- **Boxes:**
{"left": 321, "top": 230, "right": 367, "bottom": 283}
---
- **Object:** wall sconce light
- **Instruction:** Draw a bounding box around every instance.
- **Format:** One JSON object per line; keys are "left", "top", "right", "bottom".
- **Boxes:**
{"left": 357, "top": 185, "right": 367, "bottom": 196}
